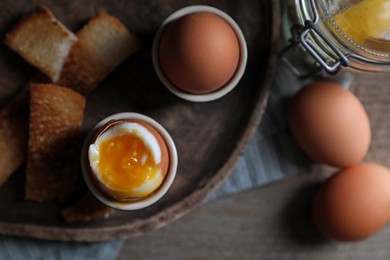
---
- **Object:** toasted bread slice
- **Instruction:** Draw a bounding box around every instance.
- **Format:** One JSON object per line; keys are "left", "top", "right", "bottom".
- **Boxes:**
{"left": 0, "top": 73, "right": 49, "bottom": 187}
{"left": 58, "top": 12, "right": 141, "bottom": 95}
{"left": 62, "top": 192, "right": 114, "bottom": 222}
{"left": 0, "top": 89, "right": 29, "bottom": 185}
{"left": 4, "top": 6, "right": 77, "bottom": 82}
{"left": 26, "top": 84, "right": 85, "bottom": 201}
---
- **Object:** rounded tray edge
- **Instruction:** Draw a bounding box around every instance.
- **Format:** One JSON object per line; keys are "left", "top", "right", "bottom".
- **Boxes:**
{"left": 0, "top": 0, "right": 281, "bottom": 242}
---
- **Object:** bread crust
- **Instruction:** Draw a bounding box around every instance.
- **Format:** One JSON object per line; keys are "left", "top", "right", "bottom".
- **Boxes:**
{"left": 26, "top": 83, "right": 85, "bottom": 201}
{"left": 57, "top": 12, "right": 141, "bottom": 95}
{"left": 0, "top": 89, "right": 29, "bottom": 185}
{"left": 4, "top": 6, "right": 77, "bottom": 82}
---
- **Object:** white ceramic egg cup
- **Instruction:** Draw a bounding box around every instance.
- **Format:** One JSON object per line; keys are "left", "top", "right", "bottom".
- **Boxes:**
{"left": 152, "top": 5, "right": 248, "bottom": 102}
{"left": 81, "top": 112, "right": 178, "bottom": 210}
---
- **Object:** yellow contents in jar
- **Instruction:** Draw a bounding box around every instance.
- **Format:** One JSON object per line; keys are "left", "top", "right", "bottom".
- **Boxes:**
{"left": 332, "top": 0, "right": 390, "bottom": 50}
{"left": 97, "top": 134, "right": 159, "bottom": 195}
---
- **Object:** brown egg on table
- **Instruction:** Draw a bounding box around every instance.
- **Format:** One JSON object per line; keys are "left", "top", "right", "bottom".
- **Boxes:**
{"left": 288, "top": 81, "right": 371, "bottom": 168}
{"left": 312, "top": 163, "right": 390, "bottom": 241}
{"left": 153, "top": 6, "right": 247, "bottom": 102}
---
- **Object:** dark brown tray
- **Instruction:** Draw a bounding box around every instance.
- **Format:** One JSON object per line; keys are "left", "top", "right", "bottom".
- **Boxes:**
{"left": 0, "top": 0, "right": 279, "bottom": 241}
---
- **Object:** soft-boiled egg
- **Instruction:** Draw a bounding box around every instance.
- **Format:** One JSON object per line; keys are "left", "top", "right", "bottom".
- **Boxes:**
{"left": 88, "top": 119, "right": 169, "bottom": 201}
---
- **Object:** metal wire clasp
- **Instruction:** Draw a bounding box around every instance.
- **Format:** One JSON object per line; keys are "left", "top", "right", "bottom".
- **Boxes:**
{"left": 280, "top": 0, "right": 350, "bottom": 78}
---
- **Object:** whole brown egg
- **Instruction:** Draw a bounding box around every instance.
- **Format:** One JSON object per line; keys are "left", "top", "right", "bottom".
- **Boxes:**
{"left": 158, "top": 12, "right": 240, "bottom": 94}
{"left": 288, "top": 81, "right": 371, "bottom": 168}
{"left": 313, "top": 163, "right": 390, "bottom": 241}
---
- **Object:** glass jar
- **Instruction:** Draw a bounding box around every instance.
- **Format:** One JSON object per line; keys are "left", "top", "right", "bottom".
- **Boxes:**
{"left": 283, "top": 0, "right": 390, "bottom": 75}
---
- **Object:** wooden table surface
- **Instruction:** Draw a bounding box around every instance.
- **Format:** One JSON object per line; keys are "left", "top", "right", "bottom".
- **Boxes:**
{"left": 117, "top": 64, "right": 390, "bottom": 259}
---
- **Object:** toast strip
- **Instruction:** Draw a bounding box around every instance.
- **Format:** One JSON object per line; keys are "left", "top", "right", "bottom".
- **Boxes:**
{"left": 4, "top": 6, "right": 77, "bottom": 82}
{"left": 62, "top": 192, "right": 114, "bottom": 222}
{"left": 26, "top": 84, "right": 85, "bottom": 201}
{"left": 58, "top": 12, "right": 141, "bottom": 95}
{"left": 0, "top": 73, "right": 50, "bottom": 187}
{"left": 0, "top": 89, "right": 29, "bottom": 185}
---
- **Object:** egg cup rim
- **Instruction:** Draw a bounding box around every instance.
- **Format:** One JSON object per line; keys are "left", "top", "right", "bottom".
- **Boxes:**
{"left": 152, "top": 5, "right": 248, "bottom": 102}
{"left": 81, "top": 112, "right": 178, "bottom": 211}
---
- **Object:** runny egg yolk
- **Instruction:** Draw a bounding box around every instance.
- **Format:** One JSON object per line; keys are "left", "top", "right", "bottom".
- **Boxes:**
{"left": 97, "top": 134, "right": 159, "bottom": 195}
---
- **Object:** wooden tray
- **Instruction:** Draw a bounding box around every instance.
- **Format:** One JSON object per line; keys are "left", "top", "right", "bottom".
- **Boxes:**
{"left": 0, "top": 0, "right": 279, "bottom": 241}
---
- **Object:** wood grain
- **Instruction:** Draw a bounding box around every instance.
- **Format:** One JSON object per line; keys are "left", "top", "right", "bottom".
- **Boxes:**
{"left": 0, "top": 0, "right": 279, "bottom": 241}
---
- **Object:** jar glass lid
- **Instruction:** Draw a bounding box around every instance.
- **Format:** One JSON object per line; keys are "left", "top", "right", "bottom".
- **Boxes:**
{"left": 319, "top": 0, "right": 390, "bottom": 60}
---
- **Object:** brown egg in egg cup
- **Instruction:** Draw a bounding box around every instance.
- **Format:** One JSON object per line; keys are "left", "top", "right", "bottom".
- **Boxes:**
{"left": 81, "top": 112, "right": 178, "bottom": 210}
{"left": 152, "top": 5, "right": 248, "bottom": 102}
